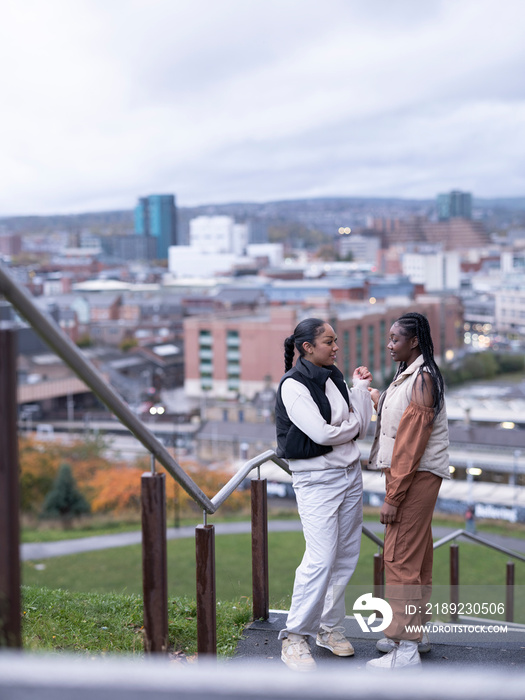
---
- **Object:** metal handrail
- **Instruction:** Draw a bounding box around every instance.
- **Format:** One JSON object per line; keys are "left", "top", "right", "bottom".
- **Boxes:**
{"left": 433, "top": 527, "right": 525, "bottom": 562}
{"left": 211, "top": 450, "right": 290, "bottom": 509}
{"left": 0, "top": 262, "right": 295, "bottom": 514}
{"left": 361, "top": 524, "right": 385, "bottom": 548}
{"left": 359, "top": 522, "right": 525, "bottom": 562}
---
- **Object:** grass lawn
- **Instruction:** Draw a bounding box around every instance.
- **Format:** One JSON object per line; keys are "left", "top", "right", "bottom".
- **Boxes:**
{"left": 23, "top": 530, "right": 525, "bottom": 624}
{"left": 20, "top": 508, "right": 302, "bottom": 543}
{"left": 22, "top": 586, "right": 251, "bottom": 657}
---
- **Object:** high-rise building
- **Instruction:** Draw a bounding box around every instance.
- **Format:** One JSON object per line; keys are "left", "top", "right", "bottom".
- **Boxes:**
{"left": 437, "top": 190, "right": 472, "bottom": 221}
{"left": 134, "top": 194, "right": 177, "bottom": 259}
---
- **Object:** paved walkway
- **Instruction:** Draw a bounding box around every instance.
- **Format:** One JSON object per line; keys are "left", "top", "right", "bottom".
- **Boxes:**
{"left": 235, "top": 611, "right": 525, "bottom": 669}
{"left": 21, "top": 519, "right": 525, "bottom": 560}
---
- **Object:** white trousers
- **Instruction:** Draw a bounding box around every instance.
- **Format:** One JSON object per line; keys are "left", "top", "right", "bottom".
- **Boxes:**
{"left": 280, "top": 464, "right": 363, "bottom": 639}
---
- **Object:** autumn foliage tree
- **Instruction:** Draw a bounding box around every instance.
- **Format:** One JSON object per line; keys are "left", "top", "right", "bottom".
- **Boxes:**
{"left": 19, "top": 434, "right": 250, "bottom": 520}
{"left": 19, "top": 435, "right": 112, "bottom": 514}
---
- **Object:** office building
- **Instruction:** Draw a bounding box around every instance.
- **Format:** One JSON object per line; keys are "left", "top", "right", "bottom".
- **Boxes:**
{"left": 189, "top": 215, "right": 248, "bottom": 255}
{"left": 338, "top": 232, "right": 381, "bottom": 263}
{"left": 437, "top": 190, "right": 472, "bottom": 221}
{"left": 402, "top": 251, "right": 460, "bottom": 291}
{"left": 494, "top": 278, "right": 525, "bottom": 335}
{"left": 134, "top": 194, "right": 177, "bottom": 259}
{"left": 184, "top": 297, "right": 462, "bottom": 399}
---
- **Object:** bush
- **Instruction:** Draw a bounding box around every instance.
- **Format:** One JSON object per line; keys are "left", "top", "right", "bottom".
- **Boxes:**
{"left": 441, "top": 350, "right": 525, "bottom": 388}
{"left": 462, "top": 352, "right": 499, "bottom": 381}
{"left": 494, "top": 353, "right": 525, "bottom": 373}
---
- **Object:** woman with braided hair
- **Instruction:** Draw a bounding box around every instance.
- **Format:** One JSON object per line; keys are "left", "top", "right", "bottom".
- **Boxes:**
{"left": 366, "top": 312, "right": 450, "bottom": 670}
{"left": 275, "top": 317, "right": 374, "bottom": 672}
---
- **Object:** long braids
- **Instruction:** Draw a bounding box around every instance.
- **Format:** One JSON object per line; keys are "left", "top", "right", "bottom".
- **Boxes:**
{"left": 394, "top": 312, "right": 445, "bottom": 421}
{"left": 283, "top": 318, "right": 326, "bottom": 372}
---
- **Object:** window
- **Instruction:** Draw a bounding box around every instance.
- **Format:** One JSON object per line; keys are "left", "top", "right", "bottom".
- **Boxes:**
{"left": 226, "top": 330, "right": 241, "bottom": 392}
{"left": 356, "top": 325, "right": 362, "bottom": 367}
{"left": 199, "top": 329, "right": 213, "bottom": 389}
{"left": 343, "top": 330, "right": 350, "bottom": 378}
{"left": 380, "top": 320, "right": 386, "bottom": 378}
{"left": 368, "top": 325, "right": 375, "bottom": 373}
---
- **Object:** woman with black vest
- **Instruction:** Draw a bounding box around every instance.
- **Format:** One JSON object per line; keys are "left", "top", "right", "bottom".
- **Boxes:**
{"left": 275, "top": 317, "right": 373, "bottom": 672}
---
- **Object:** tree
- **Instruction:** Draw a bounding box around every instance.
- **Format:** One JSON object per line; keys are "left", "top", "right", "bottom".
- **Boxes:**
{"left": 41, "top": 462, "right": 91, "bottom": 527}
{"left": 19, "top": 434, "right": 112, "bottom": 513}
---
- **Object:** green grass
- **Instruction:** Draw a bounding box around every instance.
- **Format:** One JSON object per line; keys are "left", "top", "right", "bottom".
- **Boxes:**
{"left": 20, "top": 509, "right": 299, "bottom": 543}
{"left": 23, "top": 530, "right": 525, "bottom": 623}
{"left": 21, "top": 586, "right": 251, "bottom": 657}
{"left": 21, "top": 521, "right": 142, "bottom": 543}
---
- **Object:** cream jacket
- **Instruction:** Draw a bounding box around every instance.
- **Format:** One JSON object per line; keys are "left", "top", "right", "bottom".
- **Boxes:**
{"left": 368, "top": 354, "right": 450, "bottom": 480}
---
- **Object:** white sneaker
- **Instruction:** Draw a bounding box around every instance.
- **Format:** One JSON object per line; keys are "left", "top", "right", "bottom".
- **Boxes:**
{"left": 366, "top": 640, "right": 422, "bottom": 670}
{"left": 316, "top": 625, "right": 355, "bottom": 656}
{"left": 376, "top": 629, "right": 431, "bottom": 654}
{"left": 281, "top": 633, "right": 317, "bottom": 672}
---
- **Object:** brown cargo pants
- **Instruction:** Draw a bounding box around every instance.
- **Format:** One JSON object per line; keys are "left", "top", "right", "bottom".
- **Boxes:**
{"left": 382, "top": 470, "right": 442, "bottom": 642}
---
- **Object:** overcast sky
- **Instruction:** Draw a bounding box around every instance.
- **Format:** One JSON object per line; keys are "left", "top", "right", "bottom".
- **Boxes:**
{"left": 1, "top": 0, "right": 524, "bottom": 216}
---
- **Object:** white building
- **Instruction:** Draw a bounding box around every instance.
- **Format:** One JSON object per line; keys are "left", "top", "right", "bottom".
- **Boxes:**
{"left": 494, "top": 280, "right": 525, "bottom": 335}
{"left": 246, "top": 243, "right": 283, "bottom": 268}
{"left": 338, "top": 233, "right": 380, "bottom": 264}
{"left": 168, "top": 246, "right": 239, "bottom": 278}
{"left": 402, "top": 251, "right": 460, "bottom": 291}
{"left": 189, "top": 216, "right": 248, "bottom": 256}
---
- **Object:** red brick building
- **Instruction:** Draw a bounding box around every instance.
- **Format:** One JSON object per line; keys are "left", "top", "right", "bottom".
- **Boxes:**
{"left": 184, "top": 297, "right": 462, "bottom": 399}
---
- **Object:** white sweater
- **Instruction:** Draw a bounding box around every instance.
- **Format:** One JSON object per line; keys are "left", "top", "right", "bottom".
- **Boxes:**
{"left": 280, "top": 376, "right": 372, "bottom": 472}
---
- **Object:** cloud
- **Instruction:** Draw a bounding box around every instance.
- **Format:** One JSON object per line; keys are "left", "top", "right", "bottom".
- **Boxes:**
{"left": 0, "top": 0, "right": 524, "bottom": 215}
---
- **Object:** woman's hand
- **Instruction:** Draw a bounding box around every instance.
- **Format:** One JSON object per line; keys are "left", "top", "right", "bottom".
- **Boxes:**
{"left": 368, "top": 387, "right": 380, "bottom": 411}
{"left": 380, "top": 501, "right": 398, "bottom": 525}
{"left": 353, "top": 366, "right": 372, "bottom": 383}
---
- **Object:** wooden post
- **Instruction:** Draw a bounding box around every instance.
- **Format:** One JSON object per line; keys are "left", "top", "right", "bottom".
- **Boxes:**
{"left": 251, "top": 479, "right": 269, "bottom": 621}
{"left": 141, "top": 472, "right": 168, "bottom": 653}
{"left": 373, "top": 552, "right": 384, "bottom": 603}
{"left": 196, "top": 523, "right": 216, "bottom": 656}
{"left": 506, "top": 561, "right": 515, "bottom": 623}
{"left": 450, "top": 543, "right": 459, "bottom": 621}
{"left": 0, "top": 327, "right": 21, "bottom": 648}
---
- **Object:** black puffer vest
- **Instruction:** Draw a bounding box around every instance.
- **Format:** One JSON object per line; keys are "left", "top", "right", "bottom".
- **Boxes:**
{"left": 275, "top": 356, "right": 350, "bottom": 460}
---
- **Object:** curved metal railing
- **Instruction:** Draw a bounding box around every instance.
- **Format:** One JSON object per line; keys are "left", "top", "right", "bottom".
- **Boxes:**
{"left": 0, "top": 262, "right": 293, "bottom": 513}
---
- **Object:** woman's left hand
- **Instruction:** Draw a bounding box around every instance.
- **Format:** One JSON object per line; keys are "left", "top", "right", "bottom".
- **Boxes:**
{"left": 380, "top": 501, "right": 398, "bottom": 525}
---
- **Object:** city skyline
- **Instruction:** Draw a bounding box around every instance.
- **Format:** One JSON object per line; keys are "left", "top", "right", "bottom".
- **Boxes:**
{"left": 1, "top": 0, "right": 524, "bottom": 217}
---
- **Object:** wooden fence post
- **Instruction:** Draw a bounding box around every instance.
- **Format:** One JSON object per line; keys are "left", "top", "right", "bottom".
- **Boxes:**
{"left": 141, "top": 472, "right": 168, "bottom": 653}
{"left": 251, "top": 479, "right": 269, "bottom": 621}
{"left": 0, "top": 327, "right": 21, "bottom": 649}
{"left": 506, "top": 561, "right": 515, "bottom": 623}
{"left": 196, "top": 523, "right": 216, "bottom": 656}
{"left": 450, "top": 543, "right": 459, "bottom": 622}
{"left": 373, "top": 552, "right": 384, "bottom": 603}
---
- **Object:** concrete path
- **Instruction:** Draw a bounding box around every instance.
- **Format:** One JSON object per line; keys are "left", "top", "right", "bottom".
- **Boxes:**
{"left": 21, "top": 519, "right": 525, "bottom": 560}
{"left": 235, "top": 611, "right": 525, "bottom": 670}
